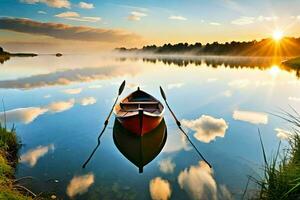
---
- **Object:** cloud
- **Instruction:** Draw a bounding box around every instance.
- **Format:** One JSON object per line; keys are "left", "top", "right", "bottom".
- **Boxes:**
{"left": 20, "top": 144, "right": 54, "bottom": 167}
{"left": 47, "top": 99, "right": 75, "bottom": 113}
{"left": 158, "top": 158, "right": 176, "bottom": 174}
{"left": 167, "top": 83, "right": 184, "bottom": 89}
{"left": 233, "top": 110, "right": 268, "bottom": 124}
{"left": 210, "top": 22, "right": 221, "bottom": 26}
{"left": 128, "top": 11, "right": 147, "bottom": 21}
{"left": 55, "top": 11, "right": 101, "bottom": 22}
{"left": 0, "top": 107, "right": 48, "bottom": 124}
{"left": 149, "top": 177, "right": 172, "bottom": 200}
{"left": 169, "top": 15, "right": 187, "bottom": 21}
{"left": 275, "top": 128, "right": 291, "bottom": 140}
{"left": 0, "top": 66, "right": 139, "bottom": 89}
{"left": 63, "top": 88, "right": 82, "bottom": 95}
{"left": 66, "top": 173, "right": 94, "bottom": 198}
{"left": 178, "top": 161, "right": 217, "bottom": 200}
{"left": 21, "top": 0, "right": 71, "bottom": 8}
{"left": 288, "top": 96, "right": 300, "bottom": 102}
{"left": 182, "top": 115, "right": 229, "bottom": 143}
{"left": 38, "top": 10, "right": 47, "bottom": 14}
{"left": 228, "top": 79, "right": 249, "bottom": 89}
{"left": 80, "top": 97, "right": 97, "bottom": 106}
{"left": 68, "top": 17, "right": 101, "bottom": 22}
{"left": 0, "top": 18, "right": 139, "bottom": 42}
{"left": 257, "top": 15, "right": 278, "bottom": 22}
{"left": 78, "top": 2, "right": 94, "bottom": 9}
{"left": 231, "top": 16, "right": 255, "bottom": 25}
{"left": 55, "top": 11, "right": 80, "bottom": 18}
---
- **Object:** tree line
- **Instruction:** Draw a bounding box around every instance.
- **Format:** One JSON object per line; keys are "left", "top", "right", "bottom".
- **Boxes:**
{"left": 116, "top": 37, "right": 300, "bottom": 57}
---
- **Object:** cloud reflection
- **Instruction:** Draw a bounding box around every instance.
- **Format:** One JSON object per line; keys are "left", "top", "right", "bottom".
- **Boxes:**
{"left": 275, "top": 128, "right": 291, "bottom": 140}
{"left": 63, "top": 88, "right": 83, "bottom": 95}
{"left": 158, "top": 158, "right": 176, "bottom": 174}
{"left": 20, "top": 144, "right": 54, "bottom": 167}
{"left": 149, "top": 177, "right": 172, "bottom": 200}
{"left": 162, "top": 131, "right": 191, "bottom": 153}
{"left": 0, "top": 66, "right": 140, "bottom": 89}
{"left": 66, "top": 173, "right": 95, "bottom": 198}
{"left": 178, "top": 161, "right": 217, "bottom": 200}
{"left": 233, "top": 110, "right": 268, "bottom": 124}
{"left": 0, "top": 97, "right": 92, "bottom": 125}
{"left": 0, "top": 107, "right": 48, "bottom": 124}
{"left": 79, "top": 97, "right": 97, "bottom": 106}
{"left": 181, "top": 115, "right": 229, "bottom": 143}
{"left": 47, "top": 99, "right": 75, "bottom": 113}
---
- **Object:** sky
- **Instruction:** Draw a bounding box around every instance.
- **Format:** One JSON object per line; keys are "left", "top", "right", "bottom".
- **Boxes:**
{"left": 1, "top": 0, "right": 300, "bottom": 53}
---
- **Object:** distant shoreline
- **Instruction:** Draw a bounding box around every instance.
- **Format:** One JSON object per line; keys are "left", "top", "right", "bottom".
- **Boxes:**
{"left": 116, "top": 36, "right": 300, "bottom": 57}
{"left": 0, "top": 46, "right": 38, "bottom": 63}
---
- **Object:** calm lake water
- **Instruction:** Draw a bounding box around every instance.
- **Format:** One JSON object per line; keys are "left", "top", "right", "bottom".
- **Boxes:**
{"left": 1, "top": 54, "right": 300, "bottom": 199}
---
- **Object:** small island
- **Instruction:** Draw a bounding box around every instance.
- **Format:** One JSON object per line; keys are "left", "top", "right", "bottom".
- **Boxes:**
{"left": 0, "top": 46, "right": 38, "bottom": 64}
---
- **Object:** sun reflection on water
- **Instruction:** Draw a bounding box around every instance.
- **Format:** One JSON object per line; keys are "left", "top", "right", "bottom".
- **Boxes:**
{"left": 268, "top": 65, "right": 280, "bottom": 78}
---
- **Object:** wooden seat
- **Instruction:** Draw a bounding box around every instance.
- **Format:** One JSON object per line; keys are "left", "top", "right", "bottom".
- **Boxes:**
{"left": 121, "top": 101, "right": 159, "bottom": 105}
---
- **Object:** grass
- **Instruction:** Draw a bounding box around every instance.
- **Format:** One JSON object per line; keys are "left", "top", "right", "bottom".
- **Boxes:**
{"left": 283, "top": 57, "right": 300, "bottom": 68}
{"left": 253, "top": 109, "right": 300, "bottom": 200}
{"left": 0, "top": 123, "right": 32, "bottom": 200}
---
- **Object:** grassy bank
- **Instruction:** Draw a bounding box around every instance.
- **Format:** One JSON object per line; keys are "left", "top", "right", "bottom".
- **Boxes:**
{"left": 282, "top": 57, "right": 300, "bottom": 69}
{"left": 0, "top": 124, "right": 32, "bottom": 200}
{"left": 256, "top": 111, "right": 300, "bottom": 200}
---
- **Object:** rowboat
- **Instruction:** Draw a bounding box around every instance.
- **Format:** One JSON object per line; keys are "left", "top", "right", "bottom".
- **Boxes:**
{"left": 114, "top": 87, "right": 164, "bottom": 136}
{"left": 113, "top": 118, "right": 167, "bottom": 173}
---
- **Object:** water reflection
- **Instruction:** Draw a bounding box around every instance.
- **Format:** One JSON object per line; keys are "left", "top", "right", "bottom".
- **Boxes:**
{"left": 116, "top": 56, "right": 300, "bottom": 77}
{"left": 0, "top": 65, "right": 141, "bottom": 89}
{"left": 177, "top": 161, "right": 233, "bottom": 200}
{"left": 149, "top": 177, "right": 172, "bottom": 200}
{"left": 20, "top": 144, "right": 55, "bottom": 167}
{"left": 0, "top": 55, "right": 10, "bottom": 64}
{"left": 113, "top": 118, "right": 167, "bottom": 173}
{"left": 158, "top": 158, "right": 176, "bottom": 174}
{"left": 181, "top": 115, "right": 229, "bottom": 143}
{"left": 0, "top": 97, "right": 97, "bottom": 124}
{"left": 66, "top": 173, "right": 95, "bottom": 198}
{"left": 0, "top": 107, "right": 48, "bottom": 124}
{"left": 232, "top": 110, "right": 268, "bottom": 125}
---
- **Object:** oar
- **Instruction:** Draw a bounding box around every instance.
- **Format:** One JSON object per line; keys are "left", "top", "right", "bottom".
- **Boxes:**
{"left": 82, "top": 80, "right": 126, "bottom": 168}
{"left": 159, "top": 86, "right": 212, "bottom": 168}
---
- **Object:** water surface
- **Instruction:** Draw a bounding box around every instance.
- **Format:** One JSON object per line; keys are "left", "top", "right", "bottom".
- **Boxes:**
{"left": 1, "top": 54, "right": 300, "bottom": 199}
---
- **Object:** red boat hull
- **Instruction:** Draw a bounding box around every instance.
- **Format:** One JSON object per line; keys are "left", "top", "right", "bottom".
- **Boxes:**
{"left": 117, "top": 113, "right": 163, "bottom": 136}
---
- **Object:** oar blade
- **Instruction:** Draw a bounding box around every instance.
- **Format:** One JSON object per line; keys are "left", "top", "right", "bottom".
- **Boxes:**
{"left": 119, "top": 80, "right": 126, "bottom": 95}
{"left": 159, "top": 86, "right": 166, "bottom": 101}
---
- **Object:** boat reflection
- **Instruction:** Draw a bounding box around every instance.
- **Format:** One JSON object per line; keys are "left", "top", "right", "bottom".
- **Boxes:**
{"left": 113, "top": 118, "right": 167, "bottom": 173}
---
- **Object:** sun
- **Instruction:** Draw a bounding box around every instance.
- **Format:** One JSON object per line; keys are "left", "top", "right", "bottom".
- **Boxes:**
{"left": 272, "top": 30, "right": 283, "bottom": 41}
